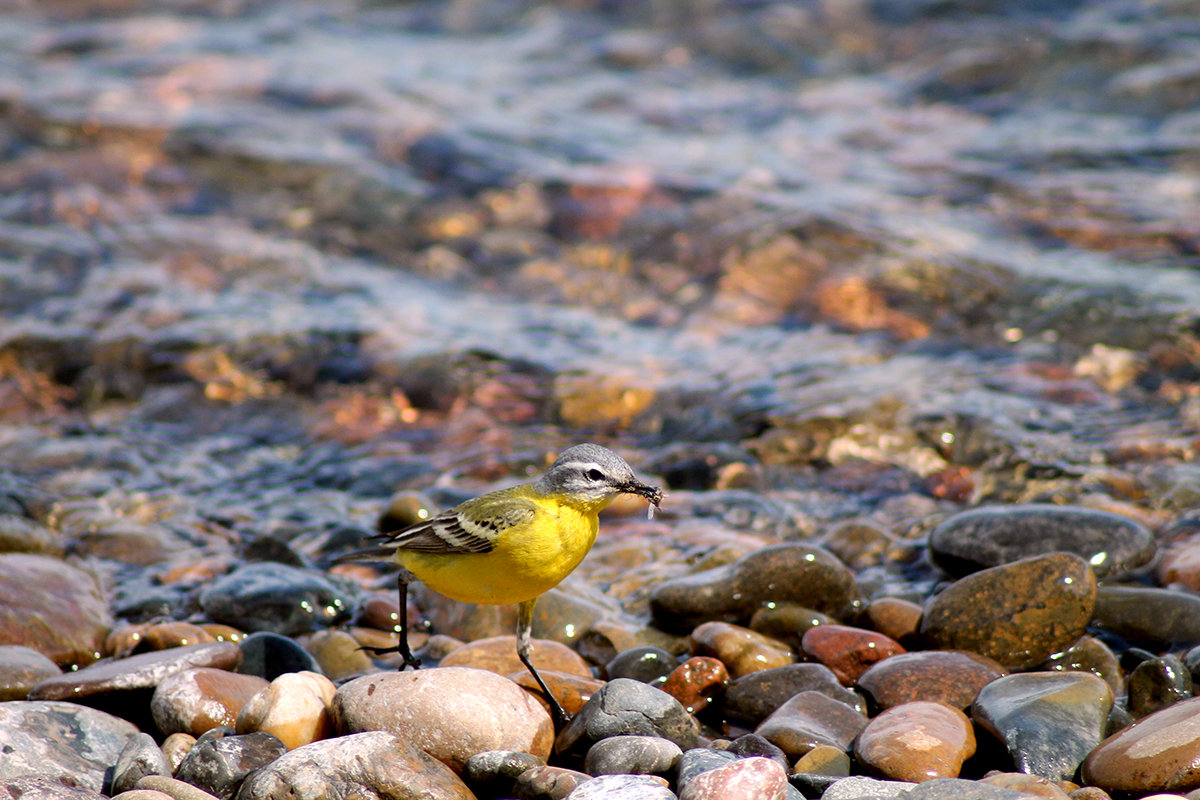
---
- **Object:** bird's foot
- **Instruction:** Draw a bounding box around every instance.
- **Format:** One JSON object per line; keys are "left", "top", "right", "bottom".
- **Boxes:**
{"left": 358, "top": 644, "right": 422, "bottom": 670}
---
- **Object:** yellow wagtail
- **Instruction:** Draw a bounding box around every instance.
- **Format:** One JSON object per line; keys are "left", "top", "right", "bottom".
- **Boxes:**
{"left": 344, "top": 443, "right": 663, "bottom": 726}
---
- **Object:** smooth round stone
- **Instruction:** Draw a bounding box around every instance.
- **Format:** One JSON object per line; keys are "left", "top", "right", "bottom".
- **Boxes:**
{"left": 584, "top": 735, "right": 682, "bottom": 776}
{"left": 162, "top": 732, "right": 196, "bottom": 773}
{"left": 727, "top": 734, "right": 789, "bottom": 772}
{"left": 1091, "top": 586, "right": 1200, "bottom": 649}
{"left": 605, "top": 646, "right": 677, "bottom": 683}
{"left": 689, "top": 622, "right": 795, "bottom": 678}
{"left": 333, "top": 667, "right": 554, "bottom": 770}
{"left": 858, "top": 598, "right": 924, "bottom": 644}
{"left": 236, "top": 670, "right": 336, "bottom": 749}
{"left": 822, "top": 776, "right": 914, "bottom": 799}
{"left": 111, "top": 731, "right": 172, "bottom": 794}
{"left": 928, "top": 504, "right": 1155, "bottom": 579}
{"left": 854, "top": 702, "right": 976, "bottom": 782}
{"left": 972, "top": 672, "right": 1114, "bottom": 783}
{"left": 749, "top": 604, "right": 834, "bottom": 650}
{"left": 150, "top": 667, "right": 269, "bottom": 737}
{"left": 236, "top": 632, "right": 321, "bottom": 680}
{"left": 918, "top": 553, "right": 1096, "bottom": 669}
{"left": 303, "top": 630, "right": 372, "bottom": 681}
{"left": 659, "top": 657, "right": 729, "bottom": 714}
{"left": 1082, "top": 696, "right": 1200, "bottom": 795}
{"left": 110, "top": 791, "right": 177, "bottom": 800}
{"left": 678, "top": 756, "right": 788, "bottom": 800}
{"left": 980, "top": 772, "right": 1073, "bottom": 799}
{"left": 507, "top": 669, "right": 606, "bottom": 719}
{"left": 821, "top": 519, "right": 898, "bottom": 571}
{"left": 649, "top": 544, "right": 858, "bottom": 632}
{"left": 236, "top": 730, "right": 475, "bottom": 800}
{"left": 0, "top": 700, "right": 138, "bottom": 792}
{"left": 0, "top": 553, "right": 112, "bottom": 667}
{"left": 579, "top": 620, "right": 688, "bottom": 666}
{"left": 800, "top": 624, "right": 905, "bottom": 686}
{"left": 857, "top": 650, "right": 1007, "bottom": 711}
{"left": 138, "top": 623, "right": 218, "bottom": 653}
{"left": 1128, "top": 655, "right": 1193, "bottom": 720}
{"left": 755, "top": 691, "right": 869, "bottom": 758}
{"left": 555, "top": 678, "right": 701, "bottom": 759}
{"left": 29, "top": 642, "right": 242, "bottom": 701}
{"left": 198, "top": 563, "right": 355, "bottom": 636}
{"left": 439, "top": 635, "right": 591, "bottom": 677}
{"left": 175, "top": 730, "right": 287, "bottom": 799}
{"left": 134, "top": 775, "right": 222, "bottom": 800}
{"left": 464, "top": 749, "right": 546, "bottom": 797}
{"left": 901, "top": 777, "right": 1048, "bottom": 799}
{"left": 1039, "top": 636, "right": 1123, "bottom": 698}
{"left": 514, "top": 765, "right": 591, "bottom": 799}
{"left": 794, "top": 744, "right": 851, "bottom": 777}
{"left": 0, "top": 644, "right": 62, "bottom": 700}
{"left": 566, "top": 773, "right": 675, "bottom": 799}
{"left": 724, "top": 663, "right": 865, "bottom": 727}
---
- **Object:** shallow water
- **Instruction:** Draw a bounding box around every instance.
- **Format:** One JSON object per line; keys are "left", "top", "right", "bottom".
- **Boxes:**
{"left": 2, "top": 0, "right": 1200, "bottom": 620}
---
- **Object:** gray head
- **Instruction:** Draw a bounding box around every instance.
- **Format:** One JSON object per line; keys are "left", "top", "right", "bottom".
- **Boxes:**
{"left": 536, "top": 443, "right": 663, "bottom": 509}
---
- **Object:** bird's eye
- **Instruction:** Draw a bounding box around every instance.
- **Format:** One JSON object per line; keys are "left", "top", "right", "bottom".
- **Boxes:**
{"left": 585, "top": 468, "right": 604, "bottom": 482}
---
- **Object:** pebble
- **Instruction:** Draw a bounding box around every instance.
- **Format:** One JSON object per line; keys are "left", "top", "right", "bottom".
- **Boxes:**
{"left": 648, "top": 543, "right": 858, "bottom": 632}
{"left": 302, "top": 630, "right": 372, "bottom": 681}
{"left": 580, "top": 620, "right": 688, "bottom": 667}
{"left": 857, "top": 598, "right": 924, "bottom": 644}
{"left": 150, "top": 667, "right": 269, "bottom": 737}
{"left": 794, "top": 744, "right": 851, "bottom": 777}
{"left": 800, "top": 624, "right": 905, "bottom": 685}
{"left": 918, "top": 553, "right": 1096, "bottom": 669}
{"left": 134, "top": 775, "right": 222, "bottom": 800}
{"left": 1040, "top": 636, "right": 1124, "bottom": 698}
{"left": 565, "top": 773, "right": 676, "bottom": 799}
{"left": 0, "top": 644, "right": 62, "bottom": 700}
{"left": 748, "top": 604, "right": 834, "bottom": 650}
{"left": 333, "top": 667, "right": 554, "bottom": 770}
{"left": 755, "top": 690, "right": 869, "bottom": 758}
{"left": 678, "top": 756, "right": 788, "bottom": 800}
{"left": 1082, "top": 696, "right": 1200, "bottom": 795}
{"left": 464, "top": 749, "right": 546, "bottom": 797}
{"left": 0, "top": 777, "right": 107, "bottom": 799}
{"left": 689, "top": 621, "right": 795, "bottom": 678}
{"left": 514, "top": 765, "right": 592, "bottom": 800}
{"left": 1128, "top": 655, "right": 1193, "bottom": 719}
{"left": 162, "top": 732, "right": 197, "bottom": 773}
{"left": 236, "top": 632, "right": 321, "bottom": 680}
{"left": 0, "top": 553, "right": 112, "bottom": 667}
{"left": 727, "top": 733, "right": 789, "bottom": 769}
{"left": 507, "top": 669, "right": 606, "bottom": 718}
{"left": 605, "top": 646, "right": 678, "bottom": 683}
{"left": 928, "top": 504, "right": 1155, "bottom": 579}
{"left": 137, "top": 623, "right": 218, "bottom": 653}
{"left": 110, "top": 791, "right": 177, "bottom": 800}
{"left": 29, "top": 642, "right": 243, "bottom": 702}
{"left": 723, "top": 663, "right": 865, "bottom": 727}
{"left": 198, "top": 562, "right": 355, "bottom": 636}
{"left": 980, "top": 772, "right": 1074, "bottom": 799}
{"left": 439, "top": 634, "right": 592, "bottom": 677}
{"left": 584, "top": 735, "right": 683, "bottom": 776}
{"left": 175, "top": 730, "right": 287, "bottom": 799}
{"left": 555, "top": 678, "right": 701, "bottom": 760}
{"left": 233, "top": 729, "right": 476, "bottom": 799}
{"left": 854, "top": 701, "right": 976, "bottom": 782}
{"left": 903, "top": 777, "right": 1047, "bottom": 798}
{"left": 972, "top": 672, "right": 1114, "bottom": 782}
{"left": 822, "top": 776, "right": 913, "bottom": 799}
{"left": 1091, "top": 586, "right": 1200, "bottom": 649}
{"left": 111, "top": 731, "right": 172, "bottom": 794}
{"left": 659, "top": 656, "right": 729, "bottom": 713}
{"left": 235, "top": 670, "right": 336, "bottom": 749}
{"left": 857, "top": 650, "right": 1007, "bottom": 711}
{"left": 0, "top": 700, "right": 138, "bottom": 792}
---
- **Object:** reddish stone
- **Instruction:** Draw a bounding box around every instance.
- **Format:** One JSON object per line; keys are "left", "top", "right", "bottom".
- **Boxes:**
{"left": 660, "top": 656, "right": 729, "bottom": 714}
{"left": 801, "top": 624, "right": 905, "bottom": 686}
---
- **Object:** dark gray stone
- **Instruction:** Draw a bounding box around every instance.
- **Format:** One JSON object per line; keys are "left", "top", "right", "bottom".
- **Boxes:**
{"left": 604, "top": 646, "right": 677, "bottom": 684}
{"left": 176, "top": 731, "right": 287, "bottom": 800}
{"left": 198, "top": 562, "right": 356, "bottom": 636}
{"left": 1127, "top": 654, "right": 1193, "bottom": 719}
{"left": 583, "top": 735, "right": 682, "bottom": 776}
{"left": 1092, "top": 586, "right": 1200, "bottom": 649}
{"left": 723, "top": 663, "right": 864, "bottom": 726}
{"left": 236, "top": 632, "right": 321, "bottom": 680}
{"left": 464, "top": 749, "right": 545, "bottom": 797}
{"left": 112, "top": 731, "right": 172, "bottom": 794}
{"left": 555, "top": 679, "right": 700, "bottom": 761}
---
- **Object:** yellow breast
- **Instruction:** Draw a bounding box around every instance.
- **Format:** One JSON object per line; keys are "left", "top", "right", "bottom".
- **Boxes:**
{"left": 397, "top": 491, "right": 601, "bottom": 606}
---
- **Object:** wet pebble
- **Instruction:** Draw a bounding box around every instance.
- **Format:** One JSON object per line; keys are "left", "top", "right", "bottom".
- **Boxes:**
{"left": 235, "top": 670, "right": 336, "bottom": 749}
{"left": 584, "top": 734, "right": 682, "bottom": 776}
{"left": 1040, "top": 636, "right": 1124, "bottom": 698}
{"left": 198, "top": 563, "right": 355, "bottom": 636}
{"left": 507, "top": 669, "right": 606, "bottom": 719}
{"left": 1128, "top": 654, "right": 1193, "bottom": 719}
{"left": 821, "top": 776, "right": 913, "bottom": 799}
{"left": 800, "top": 624, "right": 905, "bottom": 685}
{"left": 440, "top": 634, "right": 592, "bottom": 677}
{"left": 514, "top": 765, "right": 592, "bottom": 800}
{"left": 755, "top": 690, "right": 869, "bottom": 758}
{"left": 236, "top": 632, "right": 321, "bottom": 680}
{"left": 175, "top": 730, "right": 286, "bottom": 799}
{"left": 136, "top": 623, "right": 219, "bottom": 654}
{"left": 1082, "top": 696, "right": 1200, "bottom": 795}
{"left": 857, "top": 650, "right": 1007, "bottom": 711}
{"left": 723, "top": 663, "right": 864, "bottom": 727}
{"left": 928, "top": 504, "right": 1155, "bottom": 579}
{"left": 334, "top": 667, "right": 554, "bottom": 770}
{"left": 858, "top": 597, "right": 924, "bottom": 644}
{"left": 565, "top": 773, "right": 675, "bottom": 799}
{"left": 0, "top": 553, "right": 111, "bottom": 667}
{"left": 0, "top": 644, "right": 62, "bottom": 700}
{"left": 854, "top": 701, "right": 976, "bottom": 782}
{"left": 659, "top": 656, "right": 728, "bottom": 713}
{"left": 555, "top": 678, "right": 701, "bottom": 760}
{"left": 980, "top": 772, "right": 1074, "bottom": 799}
{"left": 1091, "top": 586, "right": 1200, "bottom": 649}
{"left": 748, "top": 604, "right": 834, "bottom": 650}
{"left": 0, "top": 700, "right": 137, "bottom": 792}
{"left": 150, "top": 667, "right": 269, "bottom": 737}
{"left": 649, "top": 543, "right": 858, "bottom": 632}
{"left": 972, "top": 672, "right": 1114, "bottom": 782}
{"left": 689, "top": 621, "right": 794, "bottom": 678}
{"left": 112, "top": 732, "right": 172, "bottom": 794}
{"left": 302, "top": 630, "right": 372, "bottom": 681}
{"left": 29, "top": 642, "right": 242, "bottom": 702}
{"left": 918, "top": 553, "right": 1096, "bottom": 669}
{"left": 605, "top": 645, "right": 677, "bottom": 683}
{"left": 236, "top": 729, "right": 475, "bottom": 799}
{"left": 678, "top": 756, "right": 788, "bottom": 800}
{"left": 464, "top": 749, "right": 546, "bottom": 797}
{"left": 792, "top": 744, "right": 851, "bottom": 796}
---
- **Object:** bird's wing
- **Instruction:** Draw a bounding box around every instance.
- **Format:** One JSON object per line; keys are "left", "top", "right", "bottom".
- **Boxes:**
{"left": 376, "top": 493, "right": 537, "bottom": 555}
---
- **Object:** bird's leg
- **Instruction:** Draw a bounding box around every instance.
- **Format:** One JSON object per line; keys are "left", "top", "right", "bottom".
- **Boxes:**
{"left": 359, "top": 571, "right": 422, "bottom": 670}
{"left": 517, "top": 598, "right": 569, "bottom": 728}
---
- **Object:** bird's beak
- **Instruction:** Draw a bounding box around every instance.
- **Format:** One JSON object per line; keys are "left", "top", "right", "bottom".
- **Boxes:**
{"left": 623, "top": 480, "right": 664, "bottom": 509}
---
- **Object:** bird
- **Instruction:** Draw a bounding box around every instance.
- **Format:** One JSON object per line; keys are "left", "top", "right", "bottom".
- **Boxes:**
{"left": 341, "top": 443, "right": 663, "bottom": 726}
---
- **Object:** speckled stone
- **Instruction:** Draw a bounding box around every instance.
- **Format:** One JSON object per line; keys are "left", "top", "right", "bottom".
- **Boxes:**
{"left": 678, "top": 756, "right": 788, "bottom": 800}
{"left": 584, "top": 735, "right": 682, "bottom": 776}
{"left": 800, "top": 624, "right": 905, "bottom": 685}
{"left": 857, "top": 650, "right": 1007, "bottom": 711}
{"left": 174, "top": 730, "right": 287, "bottom": 799}
{"left": 555, "top": 678, "right": 701, "bottom": 760}
{"left": 854, "top": 702, "right": 976, "bottom": 782}
{"left": 111, "top": 732, "right": 172, "bottom": 794}
{"left": 0, "top": 700, "right": 138, "bottom": 792}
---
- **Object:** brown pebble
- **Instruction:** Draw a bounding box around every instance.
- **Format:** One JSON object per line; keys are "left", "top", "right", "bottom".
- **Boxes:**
{"left": 439, "top": 635, "right": 591, "bottom": 677}
{"left": 305, "top": 630, "right": 374, "bottom": 681}
{"left": 150, "top": 667, "right": 269, "bottom": 737}
{"left": 793, "top": 744, "right": 850, "bottom": 777}
{"left": 161, "top": 732, "right": 196, "bottom": 773}
{"left": 137, "top": 623, "right": 217, "bottom": 653}
{"left": 749, "top": 604, "right": 834, "bottom": 650}
{"left": 0, "top": 644, "right": 62, "bottom": 700}
{"left": 236, "top": 670, "right": 336, "bottom": 749}
{"left": 659, "top": 656, "right": 729, "bottom": 714}
{"left": 506, "top": 669, "right": 606, "bottom": 717}
{"left": 800, "top": 624, "right": 905, "bottom": 685}
{"left": 858, "top": 597, "right": 924, "bottom": 643}
{"left": 513, "top": 765, "right": 590, "bottom": 800}
{"left": 857, "top": 650, "right": 1007, "bottom": 710}
{"left": 854, "top": 701, "right": 976, "bottom": 782}
{"left": 135, "top": 776, "right": 221, "bottom": 800}
{"left": 755, "top": 690, "right": 869, "bottom": 758}
{"left": 1082, "top": 695, "right": 1200, "bottom": 795}
{"left": 690, "top": 622, "right": 795, "bottom": 678}
{"left": 1069, "top": 787, "right": 1113, "bottom": 800}
{"left": 981, "top": 771, "right": 1073, "bottom": 799}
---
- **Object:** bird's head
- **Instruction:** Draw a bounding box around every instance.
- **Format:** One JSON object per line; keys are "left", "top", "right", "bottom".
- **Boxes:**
{"left": 537, "top": 443, "right": 664, "bottom": 512}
